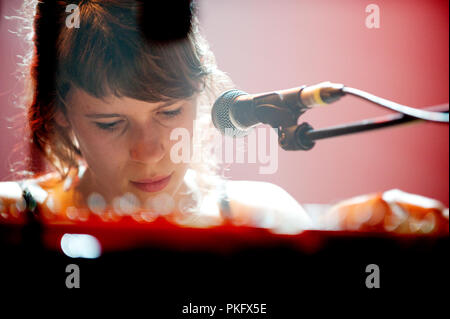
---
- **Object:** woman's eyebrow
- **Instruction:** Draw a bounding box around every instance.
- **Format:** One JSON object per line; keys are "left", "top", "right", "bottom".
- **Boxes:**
{"left": 83, "top": 101, "right": 184, "bottom": 119}
{"left": 84, "top": 113, "right": 123, "bottom": 119}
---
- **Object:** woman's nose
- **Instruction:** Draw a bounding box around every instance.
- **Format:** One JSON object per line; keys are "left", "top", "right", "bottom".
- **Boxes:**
{"left": 129, "top": 128, "right": 166, "bottom": 164}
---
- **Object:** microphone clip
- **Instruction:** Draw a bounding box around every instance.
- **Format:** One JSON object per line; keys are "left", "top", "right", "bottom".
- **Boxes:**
{"left": 278, "top": 123, "right": 316, "bottom": 151}
{"left": 252, "top": 96, "right": 316, "bottom": 151}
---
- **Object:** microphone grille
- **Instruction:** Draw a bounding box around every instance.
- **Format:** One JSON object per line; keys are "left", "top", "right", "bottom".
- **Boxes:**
{"left": 212, "top": 89, "right": 249, "bottom": 137}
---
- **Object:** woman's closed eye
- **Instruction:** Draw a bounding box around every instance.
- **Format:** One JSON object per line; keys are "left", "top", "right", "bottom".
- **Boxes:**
{"left": 159, "top": 107, "right": 183, "bottom": 118}
{"left": 94, "top": 120, "right": 125, "bottom": 131}
{"left": 93, "top": 107, "right": 183, "bottom": 132}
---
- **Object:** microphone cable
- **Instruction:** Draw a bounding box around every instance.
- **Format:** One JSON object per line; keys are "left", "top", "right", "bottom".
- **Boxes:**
{"left": 339, "top": 86, "right": 449, "bottom": 123}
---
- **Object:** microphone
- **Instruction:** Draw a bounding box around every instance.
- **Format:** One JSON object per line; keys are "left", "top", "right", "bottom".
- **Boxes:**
{"left": 211, "top": 82, "right": 345, "bottom": 137}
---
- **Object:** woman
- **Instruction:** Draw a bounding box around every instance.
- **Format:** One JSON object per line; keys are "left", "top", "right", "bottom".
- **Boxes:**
{"left": 0, "top": 0, "right": 312, "bottom": 234}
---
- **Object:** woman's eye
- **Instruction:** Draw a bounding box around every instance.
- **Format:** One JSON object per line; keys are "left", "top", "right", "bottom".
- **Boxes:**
{"left": 94, "top": 120, "right": 123, "bottom": 131}
{"left": 160, "top": 107, "right": 182, "bottom": 118}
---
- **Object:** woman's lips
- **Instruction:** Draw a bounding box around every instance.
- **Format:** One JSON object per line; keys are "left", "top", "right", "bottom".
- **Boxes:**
{"left": 130, "top": 174, "right": 172, "bottom": 193}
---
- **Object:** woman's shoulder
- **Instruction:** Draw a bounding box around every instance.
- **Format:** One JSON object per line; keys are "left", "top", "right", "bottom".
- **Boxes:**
{"left": 0, "top": 171, "right": 63, "bottom": 195}
{"left": 0, "top": 174, "right": 48, "bottom": 220}
{"left": 224, "top": 180, "right": 301, "bottom": 210}
{"left": 0, "top": 171, "right": 72, "bottom": 219}
{"left": 0, "top": 180, "right": 24, "bottom": 208}
{"left": 223, "top": 179, "right": 313, "bottom": 233}
{"left": 0, "top": 173, "right": 49, "bottom": 198}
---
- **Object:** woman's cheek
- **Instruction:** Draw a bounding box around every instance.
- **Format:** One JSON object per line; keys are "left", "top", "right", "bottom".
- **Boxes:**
{"left": 84, "top": 145, "right": 128, "bottom": 195}
{"left": 77, "top": 127, "right": 126, "bottom": 173}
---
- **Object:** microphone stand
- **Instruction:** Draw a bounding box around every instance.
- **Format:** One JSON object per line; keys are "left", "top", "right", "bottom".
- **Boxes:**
{"left": 258, "top": 104, "right": 449, "bottom": 151}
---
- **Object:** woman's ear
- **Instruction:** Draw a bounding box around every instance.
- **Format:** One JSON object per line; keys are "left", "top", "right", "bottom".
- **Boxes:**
{"left": 55, "top": 110, "right": 71, "bottom": 128}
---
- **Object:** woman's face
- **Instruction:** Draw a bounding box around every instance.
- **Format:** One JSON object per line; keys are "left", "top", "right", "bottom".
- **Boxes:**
{"left": 62, "top": 87, "right": 197, "bottom": 207}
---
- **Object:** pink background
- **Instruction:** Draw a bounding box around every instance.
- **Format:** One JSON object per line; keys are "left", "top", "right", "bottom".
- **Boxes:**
{"left": 1, "top": 0, "right": 448, "bottom": 206}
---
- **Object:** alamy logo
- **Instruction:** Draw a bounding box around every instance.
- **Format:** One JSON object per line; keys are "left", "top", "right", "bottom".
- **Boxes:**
{"left": 66, "top": 4, "right": 80, "bottom": 29}
{"left": 170, "top": 124, "right": 279, "bottom": 175}
{"left": 365, "top": 4, "right": 381, "bottom": 29}
{"left": 65, "top": 264, "right": 80, "bottom": 288}
{"left": 365, "top": 264, "right": 380, "bottom": 288}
